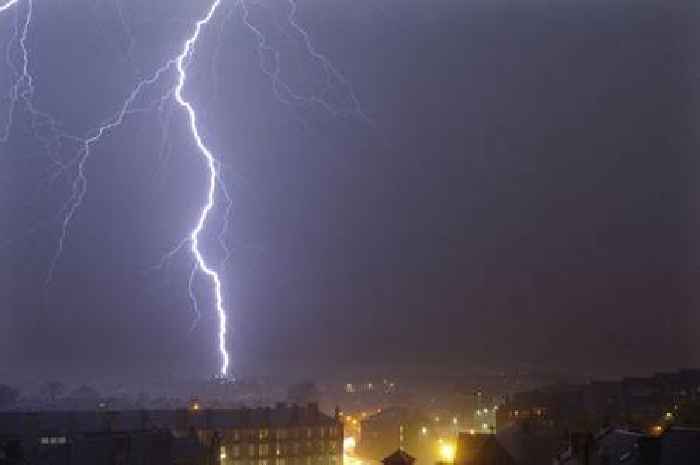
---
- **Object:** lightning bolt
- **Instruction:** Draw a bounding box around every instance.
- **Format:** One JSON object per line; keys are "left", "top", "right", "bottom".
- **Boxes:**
{"left": 5, "top": 0, "right": 368, "bottom": 380}
{"left": 172, "top": 0, "right": 229, "bottom": 377}
{"left": 46, "top": 0, "right": 230, "bottom": 377}
{"left": 47, "top": 60, "right": 175, "bottom": 287}
{"left": 235, "top": 0, "right": 370, "bottom": 122}
{"left": 0, "top": 0, "right": 17, "bottom": 13}
{"left": 2, "top": 0, "right": 78, "bottom": 173}
{"left": 285, "top": 0, "right": 370, "bottom": 123}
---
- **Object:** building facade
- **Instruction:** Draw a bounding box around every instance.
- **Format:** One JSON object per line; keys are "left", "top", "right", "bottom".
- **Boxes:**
{"left": 0, "top": 403, "right": 341, "bottom": 465}
{"left": 188, "top": 403, "right": 343, "bottom": 465}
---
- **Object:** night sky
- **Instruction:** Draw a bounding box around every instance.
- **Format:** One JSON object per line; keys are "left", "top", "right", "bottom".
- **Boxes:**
{"left": 1, "top": 0, "right": 699, "bottom": 384}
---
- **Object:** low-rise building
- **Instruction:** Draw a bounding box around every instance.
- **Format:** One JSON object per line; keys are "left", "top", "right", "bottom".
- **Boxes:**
{"left": 0, "top": 403, "right": 341, "bottom": 465}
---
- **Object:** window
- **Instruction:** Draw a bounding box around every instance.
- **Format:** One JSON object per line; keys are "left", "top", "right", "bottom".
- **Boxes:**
{"left": 260, "top": 429, "right": 270, "bottom": 440}
{"left": 276, "top": 459, "right": 286, "bottom": 465}
{"left": 276, "top": 429, "right": 287, "bottom": 440}
{"left": 293, "top": 443, "right": 300, "bottom": 454}
{"left": 306, "top": 428, "right": 312, "bottom": 439}
{"left": 41, "top": 437, "right": 66, "bottom": 446}
{"left": 329, "top": 427, "right": 337, "bottom": 438}
{"left": 249, "top": 444, "right": 256, "bottom": 457}
{"left": 233, "top": 430, "right": 241, "bottom": 441}
{"left": 329, "top": 441, "right": 337, "bottom": 453}
{"left": 319, "top": 427, "right": 325, "bottom": 438}
{"left": 221, "top": 446, "right": 228, "bottom": 460}
{"left": 233, "top": 445, "right": 241, "bottom": 458}
{"left": 317, "top": 441, "right": 325, "bottom": 452}
{"left": 259, "top": 444, "right": 270, "bottom": 457}
{"left": 259, "top": 460, "right": 268, "bottom": 465}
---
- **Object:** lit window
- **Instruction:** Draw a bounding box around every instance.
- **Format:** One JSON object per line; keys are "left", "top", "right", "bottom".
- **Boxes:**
{"left": 260, "top": 444, "right": 270, "bottom": 457}
{"left": 421, "top": 426, "right": 427, "bottom": 435}
{"left": 234, "top": 430, "right": 241, "bottom": 441}
{"left": 306, "top": 428, "right": 312, "bottom": 438}
{"left": 249, "top": 444, "right": 256, "bottom": 456}
{"left": 260, "top": 429, "right": 270, "bottom": 440}
{"left": 233, "top": 446, "right": 241, "bottom": 458}
{"left": 40, "top": 437, "right": 50, "bottom": 445}
{"left": 319, "top": 427, "right": 325, "bottom": 438}
{"left": 277, "top": 459, "right": 286, "bottom": 465}
{"left": 259, "top": 460, "right": 268, "bottom": 465}
{"left": 221, "top": 446, "right": 228, "bottom": 460}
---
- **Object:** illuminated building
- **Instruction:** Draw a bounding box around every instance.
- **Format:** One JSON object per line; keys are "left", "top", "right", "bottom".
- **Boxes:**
{"left": 0, "top": 403, "right": 342, "bottom": 465}
{"left": 192, "top": 403, "right": 343, "bottom": 465}
{"left": 357, "top": 407, "right": 434, "bottom": 464}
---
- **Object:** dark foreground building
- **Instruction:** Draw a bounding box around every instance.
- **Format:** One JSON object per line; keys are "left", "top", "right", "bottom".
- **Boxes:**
{"left": 455, "top": 433, "right": 515, "bottom": 465}
{"left": 0, "top": 403, "right": 342, "bottom": 465}
{"left": 553, "top": 426, "right": 700, "bottom": 465}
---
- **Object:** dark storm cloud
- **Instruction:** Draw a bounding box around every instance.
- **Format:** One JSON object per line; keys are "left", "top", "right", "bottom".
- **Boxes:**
{"left": 0, "top": 0, "right": 698, "bottom": 383}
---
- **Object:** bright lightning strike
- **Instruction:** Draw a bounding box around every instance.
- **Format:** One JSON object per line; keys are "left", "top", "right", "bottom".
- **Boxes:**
{"left": 0, "top": 0, "right": 17, "bottom": 13}
{"left": 173, "top": 0, "right": 229, "bottom": 378}
{"left": 5, "top": 0, "right": 368, "bottom": 380}
{"left": 45, "top": 0, "right": 230, "bottom": 377}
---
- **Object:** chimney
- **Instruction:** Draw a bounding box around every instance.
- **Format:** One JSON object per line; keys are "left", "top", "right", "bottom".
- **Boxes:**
{"left": 140, "top": 410, "right": 150, "bottom": 430}
{"left": 241, "top": 407, "right": 251, "bottom": 427}
{"left": 308, "top": 403, "right": 319, "bottom": 419}
{"left": 291, "top": 404, "right": 300, "bottom": 424}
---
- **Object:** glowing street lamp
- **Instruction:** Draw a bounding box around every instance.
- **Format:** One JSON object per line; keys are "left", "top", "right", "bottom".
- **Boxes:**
{"left": 439, "top": 443, "right": 456, "bottom": 463}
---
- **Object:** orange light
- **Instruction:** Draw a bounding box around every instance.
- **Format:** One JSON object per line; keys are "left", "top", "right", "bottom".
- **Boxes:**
{"left": 438, "top": 443, "right": 455, "bottom": 463}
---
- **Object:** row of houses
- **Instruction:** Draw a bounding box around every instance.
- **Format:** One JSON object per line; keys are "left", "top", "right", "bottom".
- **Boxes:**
{"left": 496, "top": 369, "right": 700, "bottom": 431}
{"left": 0, "top": 403, "right": 343, "bottom": 465}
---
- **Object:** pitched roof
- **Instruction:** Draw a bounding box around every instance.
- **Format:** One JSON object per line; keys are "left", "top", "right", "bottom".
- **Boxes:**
{"left": 382, "top": 449, "right": 416, "bottom": 465}
{"left": 0, "top": 404, "right": 338, "bottom": 435}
